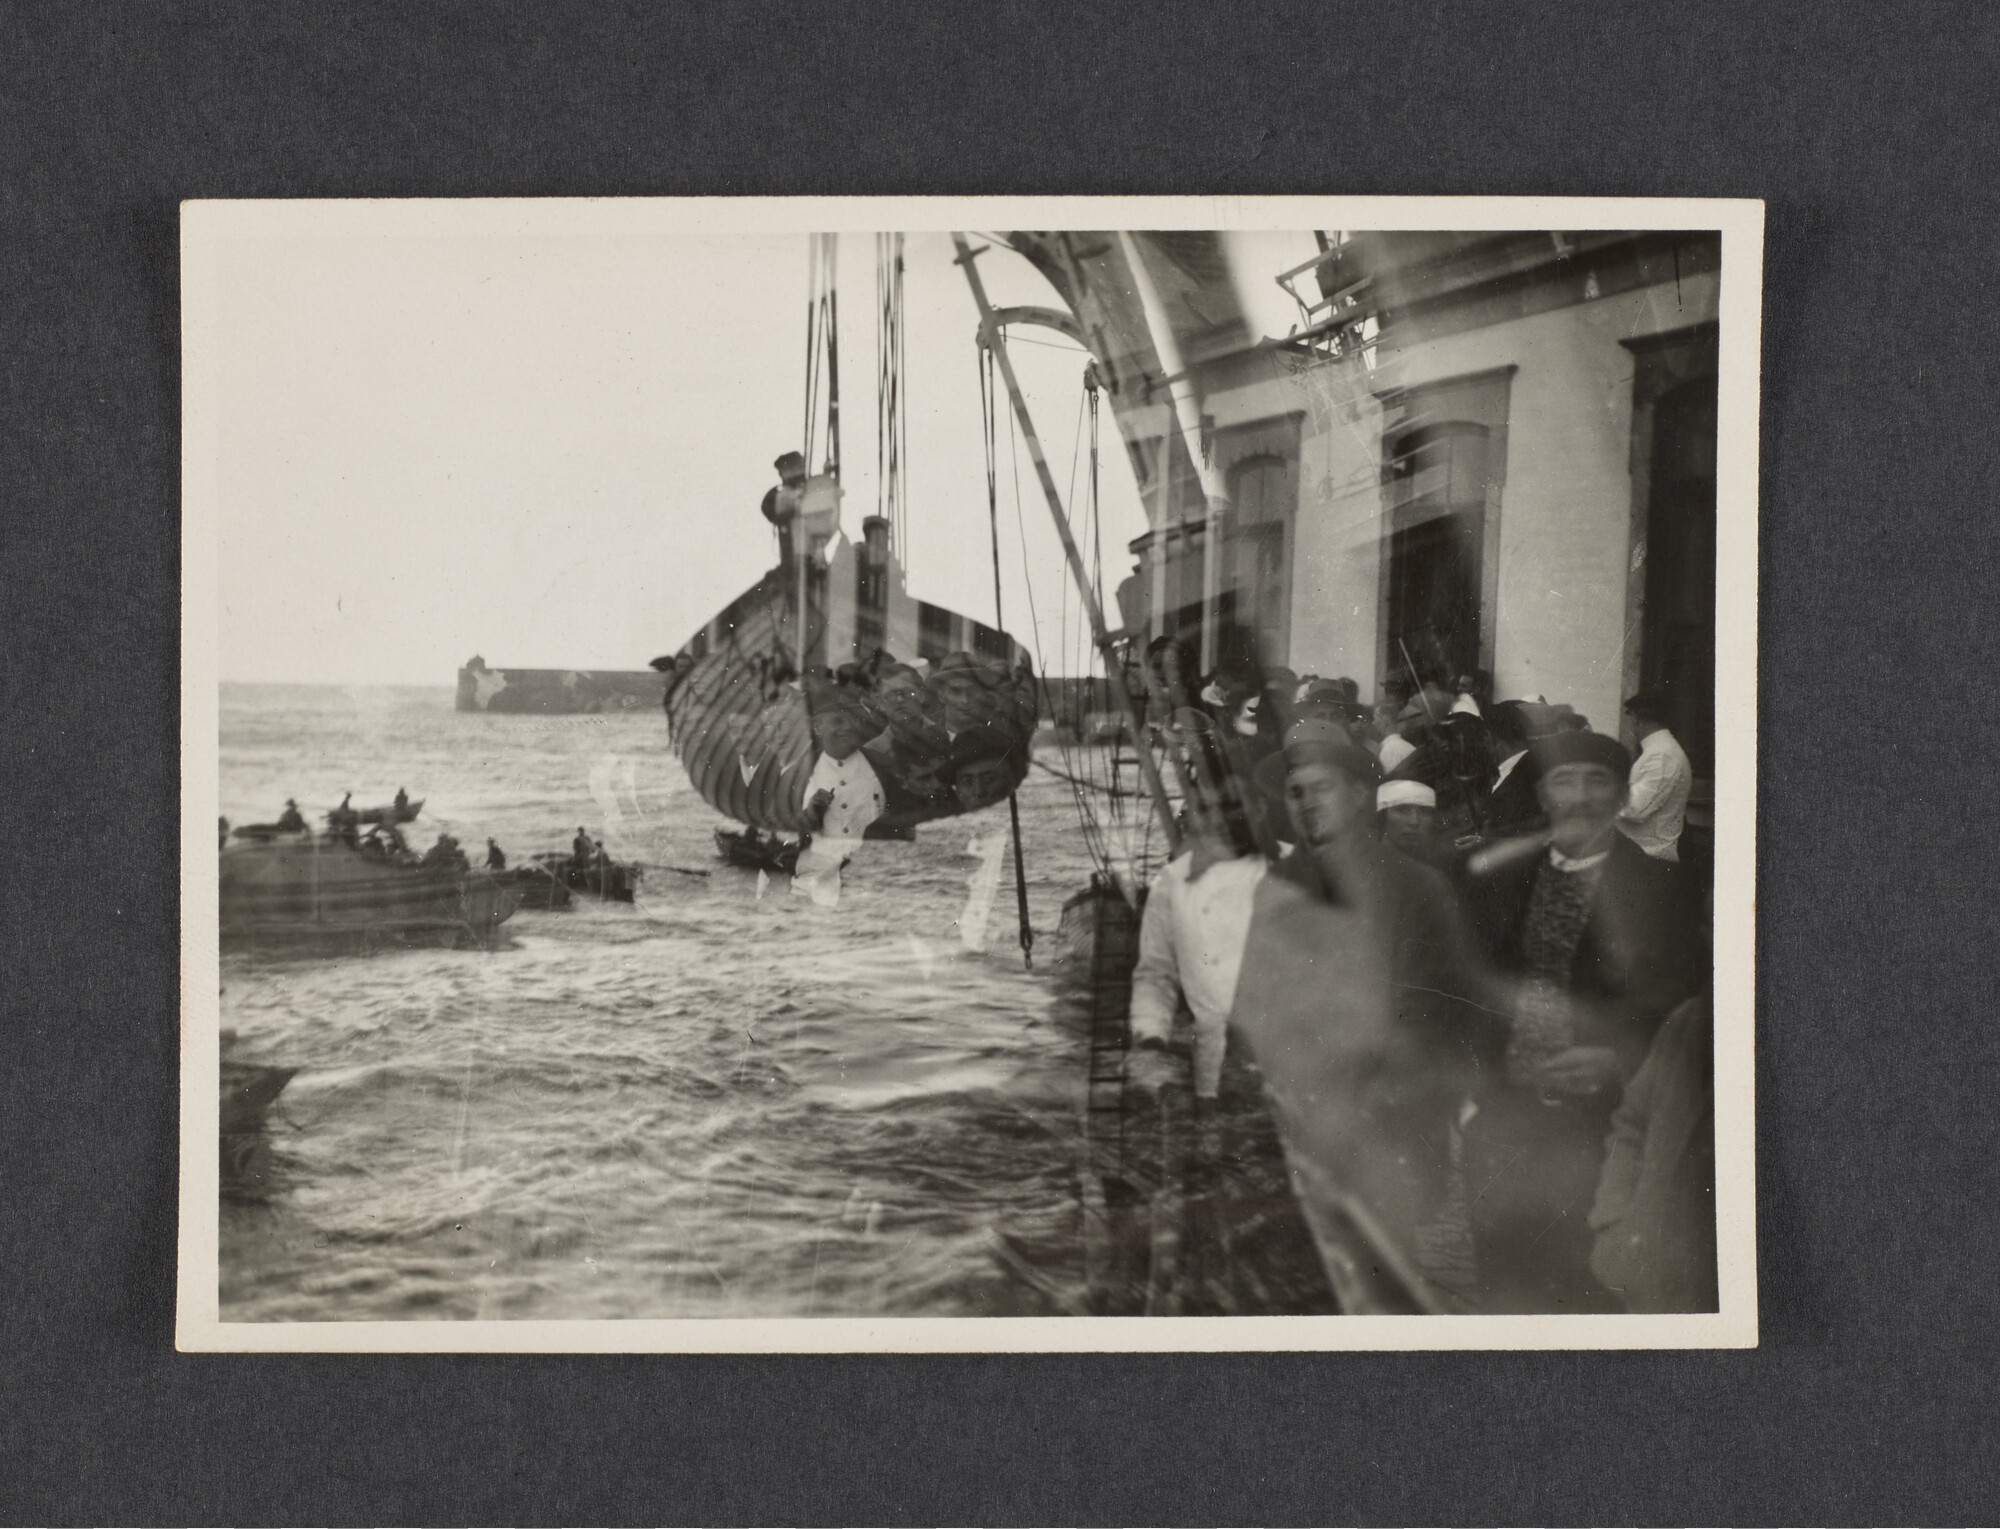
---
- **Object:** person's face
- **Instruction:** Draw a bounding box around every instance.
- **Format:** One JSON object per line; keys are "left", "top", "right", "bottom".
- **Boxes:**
{"left": 951, "top": 757, "right": 1012, "bottom": 810}
{"left": 1183, "top": 785, "right": 1246, "bottom": 857}
{"left": 1538, "top": 762, "right": 1626, "bottom": 852}
{"left": 1232, "top": 695, "right": 1261, "bottom": 737}
{"left": 879, "top": 677, "right": 926, "bottom": 727}
{"left": 1283, "top": 760, "right": 1373, "bottom": 848}
{"left": 1382, "top": 803, "right": 1437, "bottom": 852}
{"left": 938, "top": 685, "right": 989, "bottom": 734}
{"left": 812, "top": 709, "right": 867, "bottom": 760}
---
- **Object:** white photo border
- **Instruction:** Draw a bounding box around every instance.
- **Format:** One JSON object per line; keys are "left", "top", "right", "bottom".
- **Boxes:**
{"left": 179, "top": 193, "right": 1762, "bottom": 1353}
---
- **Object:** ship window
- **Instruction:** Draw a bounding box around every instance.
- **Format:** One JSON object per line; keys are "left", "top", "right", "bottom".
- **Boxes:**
{"left": 1379, "top": 370, "right": 1511, "bottom": 688}
{"left": 1226, "top": 455, "right": 1293, "bottom": 669}
{"left": 971, "top": 622, "right": 1013, "bottom": 663}
{"left": 917, "top": 602, "right": 954, "bottom": 662}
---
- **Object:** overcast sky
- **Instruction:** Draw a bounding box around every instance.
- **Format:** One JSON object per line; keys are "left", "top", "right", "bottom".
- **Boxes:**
{"left": 211, "top": 227, "right": 1165, "bottom": 685}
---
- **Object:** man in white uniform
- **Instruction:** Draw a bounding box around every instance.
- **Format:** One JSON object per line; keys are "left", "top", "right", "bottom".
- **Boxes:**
{"left": 791, "top": 698, "right": 886, "bottom": 906}
{"left": 1125, "top": 799, "right": 1267, "bottom": 1100}
{"left": 1616, "top": 690, "right": 1693, "bottom": 861}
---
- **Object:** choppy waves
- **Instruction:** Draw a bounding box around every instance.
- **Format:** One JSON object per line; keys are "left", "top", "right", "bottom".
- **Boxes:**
{"left": 219, "top": 685, "right": 1103, "bottom": 1321}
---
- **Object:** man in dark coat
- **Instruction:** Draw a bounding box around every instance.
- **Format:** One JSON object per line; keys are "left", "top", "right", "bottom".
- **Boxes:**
{"left": 1459, "top": 729, "right": 1697, "bottom": 1313}
{"left": 1227, "top": 718, "right": 1507, "bottom": 1311}
{"left": 1481, "top": 700, "right": 1548, "bottom": 840}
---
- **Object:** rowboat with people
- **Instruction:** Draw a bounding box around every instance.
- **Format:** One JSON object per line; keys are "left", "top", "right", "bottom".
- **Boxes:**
{"left": 355, "top": 796, "right": 423, "bottom": 825}
{"left": 528, "top": 849, "right": 642, "bottom": 903}
{"left": 495, "top": 858, "right": 574, "bottom": 910}
{"left": 219, "top": 798, "right": 519, "bottom": 951}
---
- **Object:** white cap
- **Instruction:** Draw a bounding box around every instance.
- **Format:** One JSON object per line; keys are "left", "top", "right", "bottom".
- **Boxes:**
{"left": 1377, "top": 779, "right": 1436, "bottom": 811}
{"left": 1450, "top": 693, "right": 1482, "bottom": 716}
{"left": 1377, "top": 734, "right": 1418, "bottom": 772}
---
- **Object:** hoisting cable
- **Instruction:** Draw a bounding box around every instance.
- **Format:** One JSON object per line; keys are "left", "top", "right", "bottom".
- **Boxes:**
{"left": 991, "top": 349, "right": 1110, "bottom": 877}
{"left": 803, "top": 234, "right": 834, "bottom": 478}
{"left": 876, "top": 236, "right": 888, "bottom": 530}
{"left": 1087, "top": 371, "right": 1105, "bottom": 630}
{"left": 802, "top": 261, "right": 818, "bottom": 482}
{"left": 980, "top": 341, "right": 1037, "bottom": 969}
{"left": 824, "top": 250, "right": 841, "bottom": 481}
{"left": 876, "top": 233, "right": 907, "bottom": 555}
{"left": 876, "top": 234, "right": 909, "bottom": 559}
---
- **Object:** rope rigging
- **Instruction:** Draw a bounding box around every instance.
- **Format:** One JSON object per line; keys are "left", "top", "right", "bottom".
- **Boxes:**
{"left": 979, "top": 339, "right": 1035, "bottom": 969}
{"left": 875, "top": 233, "right": 909, "bottom": 562}
{"left": 984, "top": 352, "right": 1177, "bottom": 904}
{"left": 802, "top": 234, "right": 840, "bottom": 479}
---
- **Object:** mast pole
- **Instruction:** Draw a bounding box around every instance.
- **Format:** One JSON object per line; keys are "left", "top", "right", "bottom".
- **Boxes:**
{"left": 1114, "top": 232, "right": 1230, "bottom": 678}
{"left": 952, "top": 233, "right": 1181, "bottom": 858}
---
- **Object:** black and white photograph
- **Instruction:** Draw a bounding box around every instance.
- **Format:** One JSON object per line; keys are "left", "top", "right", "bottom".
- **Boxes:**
{"left": 179, "top": 196, "right": 1761, "bottom": 1350}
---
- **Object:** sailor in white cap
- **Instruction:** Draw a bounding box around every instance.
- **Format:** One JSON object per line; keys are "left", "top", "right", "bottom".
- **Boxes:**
{"left": 1377, "top": 776, "right": 1446, "bottom": 869}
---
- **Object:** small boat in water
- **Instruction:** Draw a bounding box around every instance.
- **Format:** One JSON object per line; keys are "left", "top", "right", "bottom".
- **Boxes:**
{"left": 528, "top": 851, "right": 642, "bottom": 903}
{"left": 220, "top": 834, "right": 520, "bottom": 951}
{"left": 355, "top": 797, "right": 424, "bottom": 825}
{"left": 497, "top": 860, "right": 575, "bottom": 910}
{"left": 714, "top": 825, "right": 802, "bottom": 875}
{"left": 221, "top": 1059, "right": 296, "bottom": 1135}
{"left": 220, "top": 1030, "right": 297, "bottom": 1191}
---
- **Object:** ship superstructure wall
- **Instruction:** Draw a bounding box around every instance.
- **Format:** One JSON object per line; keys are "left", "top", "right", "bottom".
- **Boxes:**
{"left": 1084, "top": 230, "right": 1721, "bottom": 759}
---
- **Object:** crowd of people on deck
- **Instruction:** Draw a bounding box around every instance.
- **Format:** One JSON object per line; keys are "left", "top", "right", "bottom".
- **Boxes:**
{"left": 1120, "top": 632, "right": 1711, "bottom": 1316}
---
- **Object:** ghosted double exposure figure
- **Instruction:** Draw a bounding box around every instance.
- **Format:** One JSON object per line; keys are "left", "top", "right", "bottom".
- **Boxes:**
{"left": 1459, "top": 730, "right": 1697, "bottom": 1313}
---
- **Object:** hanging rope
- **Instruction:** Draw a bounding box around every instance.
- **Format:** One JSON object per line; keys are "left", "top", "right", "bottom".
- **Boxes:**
{"left": 824, "top": 255, "right": 841, "bottom": 481}
{"left": 1088, "top": 372, "right": 1105, "bottom": 629}
{"left": 875, "top": 234, "right": 908, "bottom": 563}
{"left": 895, "top": 243, "right": 908, "bottom": 555}
{"left": 802, "top": 235, "right": 834, "bottom": 471}
{"left": 979, "top": 340, "right": 1035, "bottom": 969}
{"left": 992, "top": 354, "right": 1110, "bottom": 876}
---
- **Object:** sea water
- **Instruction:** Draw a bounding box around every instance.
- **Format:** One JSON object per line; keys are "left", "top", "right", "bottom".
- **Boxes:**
{"left": 217, "top": 684, "right": 1109, "bottom": 1321}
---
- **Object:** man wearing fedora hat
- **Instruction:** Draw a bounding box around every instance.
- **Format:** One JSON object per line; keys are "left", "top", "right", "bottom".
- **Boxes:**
{"left": 1459, "top": 728, "right": 1697, "bottom": 1312}
{"left": 1224, "top": 718, "right": 1504, "bottom": 1309}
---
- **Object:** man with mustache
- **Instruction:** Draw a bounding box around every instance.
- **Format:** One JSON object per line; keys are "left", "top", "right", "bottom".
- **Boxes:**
{"left": 1459, "top": 729, "right": 1697, "bottom": 1312}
